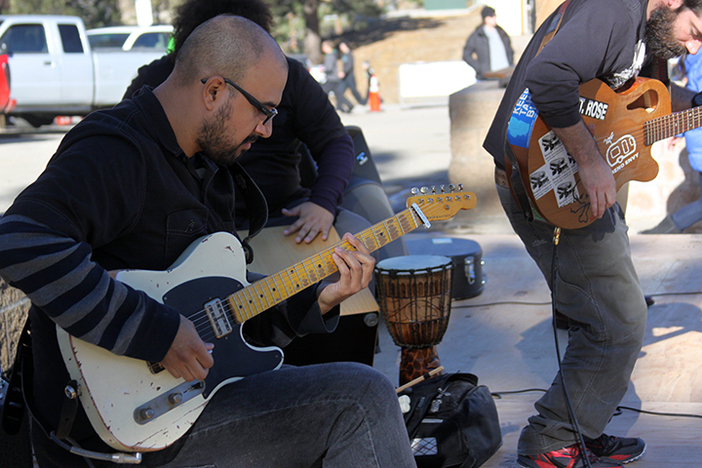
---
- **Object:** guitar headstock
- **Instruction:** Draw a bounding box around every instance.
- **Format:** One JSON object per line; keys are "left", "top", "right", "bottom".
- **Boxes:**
{"left": 405, "top": 184, "right": 477, "bottom": 221}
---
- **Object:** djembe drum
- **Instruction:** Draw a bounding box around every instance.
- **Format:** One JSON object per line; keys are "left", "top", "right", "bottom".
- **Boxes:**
{"left": 375, "top": 255, "right": 453, "bottom": 385}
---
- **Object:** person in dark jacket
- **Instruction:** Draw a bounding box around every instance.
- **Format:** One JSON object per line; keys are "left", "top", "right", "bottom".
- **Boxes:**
{"left": 0, "top": 14, "right": 416, "bottom": 468}
{"left": 124, "top": 0, "right": 408, "bottom": 262}
{"left": 338, "top": 41, "right": 367, "bottom": 106}
{"left": 462, "top": 6, "right": 514, "bottom": 80}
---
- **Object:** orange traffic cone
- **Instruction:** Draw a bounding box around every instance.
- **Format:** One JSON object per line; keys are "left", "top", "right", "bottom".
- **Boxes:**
{"left": 368, "top": 73, "right": 381, "bottom": 112}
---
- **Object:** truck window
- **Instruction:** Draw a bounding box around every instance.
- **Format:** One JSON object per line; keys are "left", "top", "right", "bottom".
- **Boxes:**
{"left": 88, "top": 33, "right": 130, "bottom": 49}
{"left": 59, "top": 23, "right": 84, "bottom": 53}
{"left": 132, "top": 32, "right": 169, "bottom": 50}
{"left": 0, "top": 24, "right": 48, "bottom": 54}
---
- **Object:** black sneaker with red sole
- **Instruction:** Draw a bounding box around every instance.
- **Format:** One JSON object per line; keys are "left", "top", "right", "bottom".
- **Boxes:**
{"left": 517, "top": 444, "right": 622, "bottom": 468}
{"left": 584, "top": 434, "right": 646, "bottom": 464}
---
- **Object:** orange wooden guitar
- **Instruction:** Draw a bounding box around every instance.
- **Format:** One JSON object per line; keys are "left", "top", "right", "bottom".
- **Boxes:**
{"left": 506, "top": 77, "right": 701, "bottom": 229}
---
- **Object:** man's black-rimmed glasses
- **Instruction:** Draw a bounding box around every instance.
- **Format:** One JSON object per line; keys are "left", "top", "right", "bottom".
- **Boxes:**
{"left": 201, "top": 77, "right": 278, "bottom": 125}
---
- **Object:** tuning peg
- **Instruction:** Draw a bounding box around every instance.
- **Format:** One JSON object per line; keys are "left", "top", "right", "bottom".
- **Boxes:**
{"left": 411, "top": 187, "right": 419, "bottom": 195}
{"left": 420, "top": 186, "right": 429, "bottom": 194}
{"left": 431, "top": 186, "right": 437, "bottom": 194}
{"left": 458, "top": 183, "right": 464, "bottom": 191}
{"left": 448, "top": 184, "right": 456, "bottom": 192}
{"left": 439, "top": 185, "right": 446, "bottom": 193}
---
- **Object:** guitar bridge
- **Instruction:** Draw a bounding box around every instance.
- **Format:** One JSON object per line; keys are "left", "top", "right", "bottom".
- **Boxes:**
{"left": 133, "top": 380, "right": 205, "bottom": 425}
{"left": 204, "top": 298, "right": 233, "bottom": 338}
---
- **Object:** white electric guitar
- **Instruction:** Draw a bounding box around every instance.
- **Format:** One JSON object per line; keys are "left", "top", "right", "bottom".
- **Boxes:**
{"left": 56, "top": 188, "right": 476, "bottom": 452}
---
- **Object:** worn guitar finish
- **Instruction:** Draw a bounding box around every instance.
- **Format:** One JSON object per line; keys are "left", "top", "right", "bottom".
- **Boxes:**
{"left": 506, "top": 77, "right": 702, "bottom": 229}
{"left": 56, "top": 190, "right": 476, "bottom": 452}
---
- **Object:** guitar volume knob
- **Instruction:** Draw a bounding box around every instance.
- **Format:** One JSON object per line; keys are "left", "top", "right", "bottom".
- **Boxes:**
{"left": 168, "top": 392, "right": 183, "bottom": 406}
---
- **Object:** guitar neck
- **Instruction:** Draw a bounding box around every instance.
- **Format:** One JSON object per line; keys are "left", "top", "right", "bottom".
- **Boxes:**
{"left": 645, "top": 105, "right": 702, "bottom": 144}
{"left": 226, "top": 205, "right": 424, "bottom": 323}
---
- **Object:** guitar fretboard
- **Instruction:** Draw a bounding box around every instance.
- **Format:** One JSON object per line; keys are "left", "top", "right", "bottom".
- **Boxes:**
{"left": 645, "top": 105, "right": 702, "bottom": 145}
{"left": 226, "top": 205, "right": 423, "bottom": 323}
{"left": 219, "top": 188, "right": 477, "bottom": 323}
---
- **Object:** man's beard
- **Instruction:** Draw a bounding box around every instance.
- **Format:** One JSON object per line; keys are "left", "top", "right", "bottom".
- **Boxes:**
{"left": 196, "top": 99, "right": 258, "bottom": 166}
{"left": 645, "top": 6, "right": 686, "bottom": 60}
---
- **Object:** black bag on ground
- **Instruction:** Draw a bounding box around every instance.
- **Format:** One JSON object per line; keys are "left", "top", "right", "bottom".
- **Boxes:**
{"left": 399, "top": 373, "right": 502, "bottom": 468}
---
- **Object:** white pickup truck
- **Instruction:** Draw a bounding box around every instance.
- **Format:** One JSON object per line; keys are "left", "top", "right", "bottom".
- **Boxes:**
{"left": 0, "top": 15, "right": 166, "bottom": 127}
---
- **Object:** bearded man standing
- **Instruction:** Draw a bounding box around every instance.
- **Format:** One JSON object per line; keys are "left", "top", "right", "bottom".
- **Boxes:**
{"left": 484, "top": 0, "right": 702, "bottom": 467}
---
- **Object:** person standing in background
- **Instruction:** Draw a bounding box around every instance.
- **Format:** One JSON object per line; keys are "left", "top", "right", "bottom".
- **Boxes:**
{"left": 321, "top": 40, "right": 354, "bottom": 113}
{"left": 338, "top": 42, "right": 367, "bottom": 106}
{"left": 462, "top": 6, "right": 514, "bottom": 80}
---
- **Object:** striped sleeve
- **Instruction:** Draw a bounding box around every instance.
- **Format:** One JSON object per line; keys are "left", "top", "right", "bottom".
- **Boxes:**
{"left": 0, "top": 214, "right": 179, "bottom": 362}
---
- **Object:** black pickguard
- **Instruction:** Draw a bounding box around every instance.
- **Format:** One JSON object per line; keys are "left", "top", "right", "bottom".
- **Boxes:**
{"left": 163, "top": 276, "right": 284, "bottom": 398}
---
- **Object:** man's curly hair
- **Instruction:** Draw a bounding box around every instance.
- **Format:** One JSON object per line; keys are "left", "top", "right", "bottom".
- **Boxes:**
{"left": 171, "top": 0, "right": 274, "bottom": 56}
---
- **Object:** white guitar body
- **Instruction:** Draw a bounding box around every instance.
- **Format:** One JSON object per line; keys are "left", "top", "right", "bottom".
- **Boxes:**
{"left": 53, "top": 190, "right": 478, "bottom": 452}
{"left": 56, "top": 232, "right": 284, "bottom": 451}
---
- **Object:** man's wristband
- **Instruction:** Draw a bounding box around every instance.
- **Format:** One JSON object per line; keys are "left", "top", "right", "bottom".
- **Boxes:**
{"left": 692, "top": 91, "right": 702, "bottom": 108}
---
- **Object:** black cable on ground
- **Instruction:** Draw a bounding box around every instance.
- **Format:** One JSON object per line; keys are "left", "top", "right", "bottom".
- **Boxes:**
{"left": 489, "top": 388, "right": 702, "bottom": 420}
{"left": 549, "top": 227, "right": 593, "bottom": 468}
{"left": 451, "top": 291, "right": 702, "bottom": 310}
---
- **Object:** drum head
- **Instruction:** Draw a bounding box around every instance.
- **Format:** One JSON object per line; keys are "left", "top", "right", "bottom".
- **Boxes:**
{"left": 376, "top": 255, "right": 452, "bottom": 273}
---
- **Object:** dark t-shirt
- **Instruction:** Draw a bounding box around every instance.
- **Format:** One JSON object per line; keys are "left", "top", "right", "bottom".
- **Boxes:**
{"left": 483, "top": 0, "right": 649, "bottom": 167}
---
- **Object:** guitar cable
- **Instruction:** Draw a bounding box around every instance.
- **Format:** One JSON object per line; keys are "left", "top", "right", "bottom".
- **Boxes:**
{"left": 549, "top": 227, "right": 593, "bottom": 468}
{"left": 49, "top": 431, "right": 142, "bottom": 465}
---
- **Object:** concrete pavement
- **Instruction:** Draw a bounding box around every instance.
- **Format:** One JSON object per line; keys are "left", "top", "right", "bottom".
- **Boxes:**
{"left": 2, "top": 102, "right": 702, "bottom": 468}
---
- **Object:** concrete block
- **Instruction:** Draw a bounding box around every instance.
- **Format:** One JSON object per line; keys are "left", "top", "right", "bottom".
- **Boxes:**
{"left": 448, "top": 81, "right": 506, "bottom": 228}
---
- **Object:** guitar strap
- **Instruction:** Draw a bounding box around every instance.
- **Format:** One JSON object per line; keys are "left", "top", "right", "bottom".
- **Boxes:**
{"left": 536, "top": 0, "right": 571, "bottom": 55}
{"left": 0, "top": 166, "right": 267, "bottom": 453}
{"left": 1, "top": 318, "right": 30, "bottom": 436}
{"left": 503, "top": 0, "right": 571, "bottom": 221}
{"left": 504, "top": 143, "right": 535, "bottom": 222}
{"left": 1, "top": 317, "right": 78, "bottom": 441}
{"left": 230, "top": 161, "right": 268, "bottom": 264}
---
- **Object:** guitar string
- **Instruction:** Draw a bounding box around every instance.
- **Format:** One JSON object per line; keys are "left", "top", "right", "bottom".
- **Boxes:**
{"left": 161, "top": 199, "right": 455, "bottom": 343}
{"left": 178, "top": 198, "right": 469, "bottom": 343}
{"left": 169, "top": 217, "right": 401, "bottom": 341}
{"left": 589, "top": 107, "right": 702, "bottom": 147}
{"left": 191, "top": 216, "right": 412, "bottom": 342}
{"left": 186, "top": 234, "right": 381, "bottom": 342}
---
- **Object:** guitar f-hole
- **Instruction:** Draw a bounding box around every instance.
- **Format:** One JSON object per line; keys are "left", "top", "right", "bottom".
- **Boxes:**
{"left": 627, "top": 87, "right": 660, "bottom": 114}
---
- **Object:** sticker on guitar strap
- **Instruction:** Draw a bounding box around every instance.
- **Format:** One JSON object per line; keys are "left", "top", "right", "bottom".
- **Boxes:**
{"left": 507, "top": 88, "right": 539, "bottom": 148}
{"left": 531, "top": 130, "right": 580, "bottom": 207}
